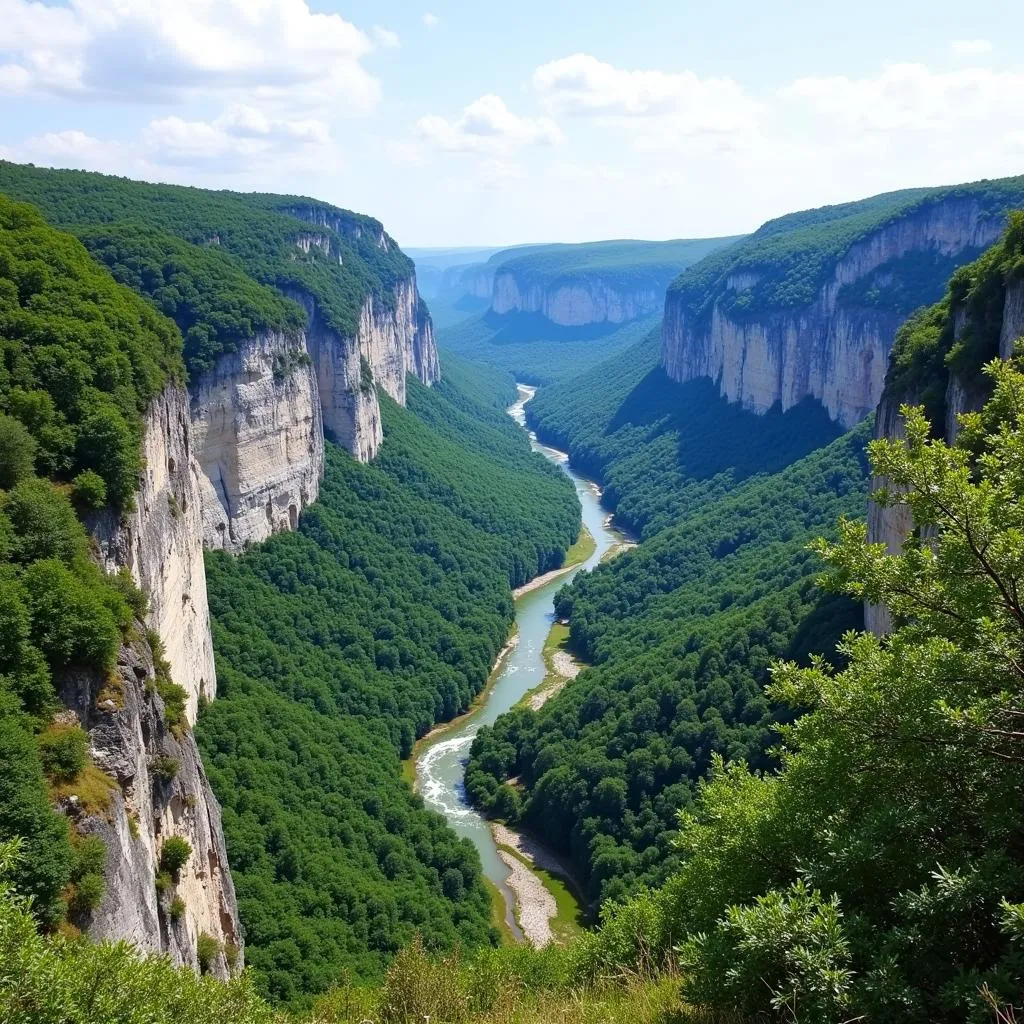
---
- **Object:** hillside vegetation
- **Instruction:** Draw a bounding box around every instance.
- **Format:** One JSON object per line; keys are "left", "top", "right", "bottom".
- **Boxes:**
{"left": 491, "top": 236, "right": 742, "bottom": 290}
{"left": 439, "top": 313, "right": 660, "bottom": 386}
{"left": 668, "top": 175, "right": 1024, "bottom": 325}
{"left": 198, "top": 362, "right": 581, "bottom": 1005}
{"left": 0, "top": 197, "right": 186, "bottom": 936}
{"left": 0, "top": 161, "right": 413, "bottom": 350}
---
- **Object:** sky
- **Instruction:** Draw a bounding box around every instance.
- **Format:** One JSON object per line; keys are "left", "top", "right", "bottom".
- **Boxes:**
{"left": 2, "top": 0, "right": 1024, "bottom": 248}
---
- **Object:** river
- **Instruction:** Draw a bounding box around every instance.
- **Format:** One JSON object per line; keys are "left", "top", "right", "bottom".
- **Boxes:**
{"left": 414, "top": 384, "right": 626, "bottom": 941}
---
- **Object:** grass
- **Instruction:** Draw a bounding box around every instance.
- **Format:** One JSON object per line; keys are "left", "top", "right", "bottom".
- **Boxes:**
{"left": 518, "top": 622, "right": 581, "bottom": 712}
{"left": 485, "top": 876, "right": 519, "bottom": 945}
{"left": 561, "top": 525, "right": 596, "bottom": 569}
{"left": 48, "top": 764, "right": 119, "bottom": 817}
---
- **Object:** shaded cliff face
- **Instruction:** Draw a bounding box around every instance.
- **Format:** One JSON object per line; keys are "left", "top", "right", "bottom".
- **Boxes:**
{"left": 492, "top": 272, "right": 662, "bottom": 326}
{"left": 662, "top": 197, "right": 1010, "bottom": 429}
{"left": 82, "top": 387, "right": 241, "bottom": 973}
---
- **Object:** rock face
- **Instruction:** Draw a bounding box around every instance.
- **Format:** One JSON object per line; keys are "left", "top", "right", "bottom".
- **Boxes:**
{"left": 662, "top": 198, "right": 1009, "bottom": 429}
{"left": 90, "top": 388, "right": 216, "bottom": 718}
{"left": 492, "top": 273, "right": 662, "bottom": 327}
{"left": 82, "top": 387, "right": 240, "bottom": 974}
{"left": 191, "top": 277, "right": 440, "bottom": 550}
{"left": 60, "top": 637, "right": 241, "bottom": 979}
{"left": 191, "top": 331, "right": 324, "bottom": 553}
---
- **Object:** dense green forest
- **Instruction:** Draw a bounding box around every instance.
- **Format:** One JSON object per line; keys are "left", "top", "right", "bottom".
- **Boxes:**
{"left": 668, "top": 175, "right": 1024, "bottom": 326}
{"left": 0, "top": 197, "right": 182, "bottom": 933}
{"left": 77, "top": 222, "right": 307, "bottom": 377}
{"left": 526, "top": 330, "right": 843, "bottom": 537}
{"left": 439, "top": 311, "right": 660, "bottom": 386}
{"left": 466, "top": 424, "right": 867, "bottom": 903}
{"left": 885, "top": 209, "right": 1024, "bottom": 425}
{"left": 490, "top": 236, "right": 742, "bottom": 291}
{"left": 0, "top": 162, "right": 413, "bottom": 344}
{"left": 198, "top": 363, "right": 580, "bottom": 1005}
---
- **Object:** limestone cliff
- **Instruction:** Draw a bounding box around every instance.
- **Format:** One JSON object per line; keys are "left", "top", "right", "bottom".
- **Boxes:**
{"left": 492, "top": 272, "right": 662, "bottom": 326}
{"left": 190, "top": 276, "right": 439, "bottom": 550}
{"left": 90, "top": 388, "right": 216, "bottom": 717}
{"left": 82, "top": 387, "right": 241, "bottom": 974}
{"left": 190, "top": 332, "right": 324, "bottom": 552}
{"left": 662, "top": 193, "right": 1020, "bottom": 428}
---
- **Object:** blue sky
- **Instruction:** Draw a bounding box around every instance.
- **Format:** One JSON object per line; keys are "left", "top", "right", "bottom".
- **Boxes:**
{"left": 2, "top": 0, "right": 1023, "bottom": 247}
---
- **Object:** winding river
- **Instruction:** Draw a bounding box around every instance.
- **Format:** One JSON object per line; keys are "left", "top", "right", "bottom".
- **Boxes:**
{"left": 414, "top": 384, "right": 626, "bottom": 940}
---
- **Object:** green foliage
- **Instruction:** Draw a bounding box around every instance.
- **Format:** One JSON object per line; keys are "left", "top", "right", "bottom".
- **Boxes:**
{"left": 668, "top": 176, "right": 1024, "bottom": 325}
{"left": 150, "top": 755, "right": 181, "bottom": 783}
{"left": 169, "top": 896, "right": 185, "bottom": 922}
{"left": 527, "top": 330, "right": 843, "bottom": 538}
{"left": 885, "top": 210, "right": 1024, "bottom": 425}
{"left": 0, "top": 839, "right": 276, "bottom": 1024}
{"left": 69, "top": 470, "right": 107, "bottom": 512}
{"left": 0, "top": 412, "right": 36, "bottom": 490}
{"left": 679, "top": 880, "right": 853, "bottom": 1019}
{"left": 0, "top": 161, "right": 415, "bottom": 342}
{"left": 0, "top": 194, "right": 182, "bottom": 508}
{"left": 439, "top": 312, "right": 659, "bottom": 387}
{"left": 76, "top": 222, "right": 307, "bottom": 378}
{"left": 0, "top": 718, "right": 72, "bottom": 928}
{"left": 197, "top": 932, "right": 221, "bottom": 975}
{"left": 36, "top": 725, "right": 88, "bottom": 784}
{"left": 159, "top": 836, "right": 192, "bottom": 881}
{"left": 197, "top": 363, "right": 579, "bottom": 1006}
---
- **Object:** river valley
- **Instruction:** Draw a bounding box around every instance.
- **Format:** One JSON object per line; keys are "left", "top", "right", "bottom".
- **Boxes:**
{"left": 414, "top": 384, "right": 628, "bottom": 945}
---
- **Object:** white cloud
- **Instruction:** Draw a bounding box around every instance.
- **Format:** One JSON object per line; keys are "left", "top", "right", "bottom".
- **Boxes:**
{"left": 144, "top": 105, "right": 331, "bottom": 170}
{"left": 780, "top": 63, "right": 1024, "bottom": 134}
{"left": 417, "top": 94, "right": 563, "bottom": 153}
{"left": 951, "top": 39, "right": 993, "bottom": 57}
{"left": 0, "top": 0, "right": 379, "bottom": 114}
{"left": 533, "top": 53, "right": 762, "bottom": 137}
{"left": 372, "top": 26, "right": 400, "bottom": 49}
{"left": 423, "top": 12, "right": 439, "bottom": 27}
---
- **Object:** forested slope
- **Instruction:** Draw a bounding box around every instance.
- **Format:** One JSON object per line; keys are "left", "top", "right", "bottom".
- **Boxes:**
{"left": 197, "top": 362, "right": 581, "bottom": 1005}
{"left": 526, "top": 331, "right": 842, "bottom": 537}
{"left": 466, "top": 424, "right": 868, "bottom": 903}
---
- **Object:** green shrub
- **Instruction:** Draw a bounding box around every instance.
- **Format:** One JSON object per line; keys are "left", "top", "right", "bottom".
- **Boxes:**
{"left": 155, "top": 871, "right": 172, "bottom": 894}
{"left": 3, "top": 478, "right": 84, "bottom": 566}
{"left": 679, "top": 880, "right": 853, "bottom": 1019}
{"left": 37, "top": 724, "right": 88, "bottom": 784}
{"left": 70, "top": 834, "right": 106, "bottom": 880}
{"left": 150, "top": 754, "right": 180, "bottom": 783}
{"left": 197, "top": 932, "right": 220, "bottom": 975}
{"left": 159, "top": 836, "right": 192, "bottom": 880}
{"left": 68, "top": 872, "right": 105, "bottom": 915}
{"left": 169, "top": 896, "right": 185, "bottom": 922}
{"left": 0, "top": 413, "right": 37, "bottom": 490}
{"left": 70, "top": 470, "right": 107, "bottom": 512}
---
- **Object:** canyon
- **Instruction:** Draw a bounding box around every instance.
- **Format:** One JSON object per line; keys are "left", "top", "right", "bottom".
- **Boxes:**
{"left": 74, "top": 242, "right": 439, "bottom": 969}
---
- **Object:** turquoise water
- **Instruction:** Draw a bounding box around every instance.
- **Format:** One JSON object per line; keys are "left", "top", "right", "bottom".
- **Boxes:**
{"left": 414, "top": 385, "right": 624, "bottom": 938}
